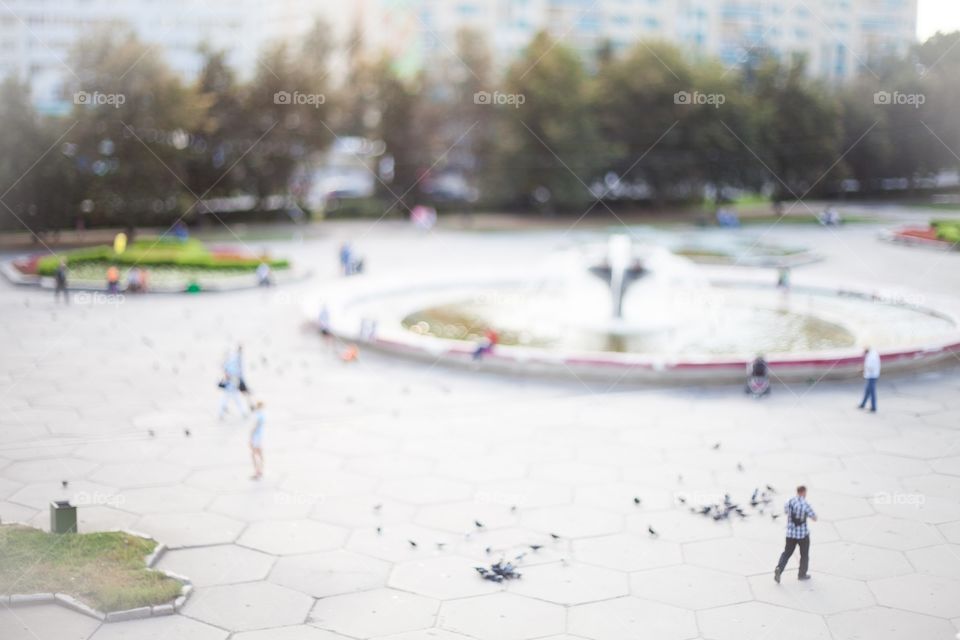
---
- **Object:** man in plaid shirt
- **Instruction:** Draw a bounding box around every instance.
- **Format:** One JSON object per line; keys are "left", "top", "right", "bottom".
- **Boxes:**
{"left": 774, "top": 485, "right": 818, "bottom": 583}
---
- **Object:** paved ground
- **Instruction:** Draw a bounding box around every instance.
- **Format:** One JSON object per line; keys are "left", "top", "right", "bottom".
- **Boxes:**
{"left": 1, "top": 219, "right": 960, "bottom": 640}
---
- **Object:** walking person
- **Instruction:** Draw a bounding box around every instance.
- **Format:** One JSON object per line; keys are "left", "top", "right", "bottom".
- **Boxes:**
{"left": 106, "top": 265, "right": 120, "bottom": 294}
{"left": 218, "top": 351, "right": 248, "bottom": 419}
{"left": 774, "top": 485, "right": 818, "bottom": 583}
{"left": 54, "top": 259, "right": 69, "bottom": 304}
{"left": 858, "top": 346, "right": 880, "bottom": 413}
{"left": 249, "top": 400, "right": 265, "bottom": 479}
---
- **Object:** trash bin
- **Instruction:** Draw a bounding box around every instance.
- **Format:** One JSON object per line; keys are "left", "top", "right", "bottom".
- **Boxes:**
{"left": 50, "top": 500, "right": 77, "bottom": 534}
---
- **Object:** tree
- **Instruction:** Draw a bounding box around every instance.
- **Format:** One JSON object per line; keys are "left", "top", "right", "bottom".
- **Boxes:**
{"left": 66, "top": 29, "right": 203, "bottom": 227}
{"left": 493, "top": 32, "right": 606, "bottom": 212}
{"left": 0, "top": 77, "right": 78, "bottom": 232}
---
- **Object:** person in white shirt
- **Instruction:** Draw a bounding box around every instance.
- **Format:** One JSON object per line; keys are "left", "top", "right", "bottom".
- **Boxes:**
{"left": 858, "top": 346, "right": 881, "bottom": 412}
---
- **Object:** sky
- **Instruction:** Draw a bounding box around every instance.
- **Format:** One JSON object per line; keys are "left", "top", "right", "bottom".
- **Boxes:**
{"left": 917, "top": 0, "right": 960, "bottom": 39}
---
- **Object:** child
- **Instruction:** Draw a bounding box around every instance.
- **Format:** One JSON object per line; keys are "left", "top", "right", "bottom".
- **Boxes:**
{"left": 250, "top": 401, "right": 265, "bottom": 479}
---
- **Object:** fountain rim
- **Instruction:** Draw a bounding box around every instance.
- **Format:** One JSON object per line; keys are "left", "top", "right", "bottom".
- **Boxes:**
{"left": 308, "top": 271, "right": 960, "bottom": 383}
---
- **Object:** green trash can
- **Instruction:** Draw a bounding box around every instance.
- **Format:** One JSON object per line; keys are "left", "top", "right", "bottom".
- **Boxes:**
{"left": 50, "top": 500, "right": 77, "bottom": 534}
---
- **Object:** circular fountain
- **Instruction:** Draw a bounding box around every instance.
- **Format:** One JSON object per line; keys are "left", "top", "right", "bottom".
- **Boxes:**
{"left": 311, "top": 234, "right": 960, "bottom": 383}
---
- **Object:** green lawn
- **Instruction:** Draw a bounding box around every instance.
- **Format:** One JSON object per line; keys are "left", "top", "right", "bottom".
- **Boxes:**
{"left": 0, "top": 525, "right": 183, "bottom": 612}
{"left": 36, "top": 236, "right": 289, "bottom": 277}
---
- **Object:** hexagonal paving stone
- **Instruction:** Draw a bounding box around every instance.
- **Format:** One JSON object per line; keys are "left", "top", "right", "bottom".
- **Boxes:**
{"left": 375, "top": 630, "right": 474, "bottom": 640}
{"left": 629, "top": 509, "right": 731, "bottom": 543}
{"left": 684, "top": 536, "right": 784, "bottom": 575}
{"left": 439, "top": 593, "right": 565, "bottom": 640}
{"left": 511, "top": 561, "right": 629, "bottom": 605}
{"left": 234, "top": 627, "right": 349, "bottom": 640}
{"left": 529, "top": 460, "right": 619, "bottom": 485}
{"left": 828, "top": 606, "right": 957, "bottom": 640}
{"left": 574, "top": 482, "right": 675, "bottom": 512}
{"left": 573, "top": 532, "right": 683, "bottom": 571}
{"left": 210, "top": 489, "right": 315, "bottom": 522}
{"left": 0, "top": 499, "right": 37, "bottom": 523}
{"left": 0, "top": 603, "right": 100, "bottom": 640}
{"left": 135, "top": 512, "right": 244, "bottom": 547}
{"left": 183, "top": 581, "right": 314, "bottom": 632}
{"left": 522, "top": 504, "right": 623, "bottom": 538}
{"left": 568, "top": 596, "right": 698, "bottom": 640}
{"left": 475, "top": 478, "right": 572, "bottom": 509}
{"left": 871, "top": 493, "right": 960, "bottom": 524}
{"left": 348, "top": 524, "right": 459, "bottom": 563}
{"left": 88, "top": 615, "right": 228, "bottom": 640}
{"left": 3, "top": 457, "right": 98, "bottom": 483}
{"left": 8, "top": 480, "right": 121, "bottom": 510}
{"left": 270, "top": 550, "right": 390, "bottom": 597}
{"left": 382, "top": 476, "right": 475, "bottom": 505}
{"left": 697, "top": 601, "right": 831, "bottom": 640}
{"left": 389, "top": 555, "right": 502, "bottom": 600}
{"left": 157, "top": 544, "right": 275, "bottom": 586}
{"left": 748, "top": 572, "right": 875, "bottom": 614}
{"left": 309, "top": 588, "right": 438, "bottom": 638}
{"left": 118, "top": 485, "right": 215, "bottom": 514}
{"left": 834, "top": 515, "right": 942, "bottom": 550}
{"left": 815, "top": 541, "right": 914, "bottom": 581}
{"left": 906, "top": 544, "right": 960, "bottom": 578}
{"left": 74, "top": 440, "right": 170, "bottom": 463}
{"left": 869, "top": 573, "right": 960, "bottom": 618}
{"left": 416, "top": 501, "right": 518, "bottom": 533}
{"left": 239, "top": 519, "right": 349, "bottom": 555}
{"left": 344, "top": 453, "right": 434, "bottom": 478}
{"left": 311, "top": 494, "right": 417, "bottom": 527}
{"left": 942, "top": 520, "right": 960, "bottom": 544}
{"left": 630, "top": 565, "right": 752, "bottom": 610}
{"left": 90, "top": 460, "right": 189, "bottom": 487}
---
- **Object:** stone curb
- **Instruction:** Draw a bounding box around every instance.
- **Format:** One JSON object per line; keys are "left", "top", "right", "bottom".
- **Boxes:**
{"left": 0, "top": 528, "right": 192, "bottom": 623}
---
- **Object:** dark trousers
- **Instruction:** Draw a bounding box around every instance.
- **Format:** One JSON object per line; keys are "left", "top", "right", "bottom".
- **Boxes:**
{"left": 859, "top": 377, "right": 877, "bottom": 411}
{"left": 777, "top": 536, "right": 810, "bottom": 576}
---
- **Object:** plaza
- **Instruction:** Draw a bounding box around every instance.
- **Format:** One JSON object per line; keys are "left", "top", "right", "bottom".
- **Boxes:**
{"left": 2, "top": 215, "right": 960, "bottom": 639}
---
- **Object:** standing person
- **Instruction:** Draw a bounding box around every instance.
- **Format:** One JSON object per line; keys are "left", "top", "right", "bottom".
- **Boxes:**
{"left": 774, "top": 486, "right": 817, "bottom": 583}
{"left": 234, "top": 344, "right": 251, "bottom": 396}
{"left": 858, "top": 346, "right": 880, "bottom": 412}
{"left": 249, "top": 401, "right": 265, "bottom": 479}
{"left": 106, "top": 265, "right": 120, "bottom": 293}
{"left": 339, "top": 242, "right": 352, "bottom": 275}
{"left": 54, "top": 259, "right": 69, "bottom": 304}
{"left": 218, "top": 351, "right": 248, "bottom": 419}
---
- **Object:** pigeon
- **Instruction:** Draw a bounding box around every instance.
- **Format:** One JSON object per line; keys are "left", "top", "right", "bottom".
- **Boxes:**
{"left": 376, "top": 526, "right": 382, "bottom": 535}
{"left": 184, "top": 428, "right": 191, "bottom": 437}
{"left": 514, "top": 552, "right": 527, "bottom": 561}
{"left": 407, "top": 540, "right": 418, "bottom": 548}
{"left": 510, "top": 505, "right": 518, "bottom": 513}
{"left": 61, "top": 480, "right": 69, "bottom": 488}
{"left": 677, "top": 496, "right": 687, "bottom": 504}
{"left": 373, "top": 503, "right": 382, "bottom": 512}
{"left": 712, "top": 442, "right": 721, "bottom": 450}
{"left": 633, "top": 496, "right": 642, "bottom": 505}
{"left": 147, "top": 429, "right": 156, "bottom": 438}
{"left": 436, "top": 542, "right": 446, "bottom": 550}
{"left": 766, "top": 484, "right": 776, "bottom": 493}
{"left": 474, "top": 520, "right": 485, "bottom": 529}
{"left": 473, "top": 566, "right": 488, "bottom": 575}
{"left": 484, "top": 546, "right": 492, "bottom": 555}
{"left": 737, "top": 462, "right": 745, "bottom": 472}
{"left": 529, "top": 544, "right": 543, "bottom": 552}
{"left": 550, "top": 533, "right": 561, "bottom": 540}
{"left": 771, "top": 513, "right": 780, "bottom": 520}
{"left": 647, "top": 525, "right": 658, "bottom": 537}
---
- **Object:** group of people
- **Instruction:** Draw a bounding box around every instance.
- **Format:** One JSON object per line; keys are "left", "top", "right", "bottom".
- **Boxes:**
{"left": 746, "top": 346, "right": 881, "bottom": 411}
{"left": 217, "top": 345, "right": 266, "bottom": 479}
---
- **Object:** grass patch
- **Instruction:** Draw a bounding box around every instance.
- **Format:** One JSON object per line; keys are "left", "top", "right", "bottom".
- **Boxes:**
{"left": 0, "top": 525, "right": 182, "bottom": 612}
{"left": 35, "top": 237, "right": 289, "bottom": 276}
{"left": 737, "top": 214, "right": 875, "bottom": 225}
{"left": 932, "top": 219, "right": 960, "bottom": 244}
